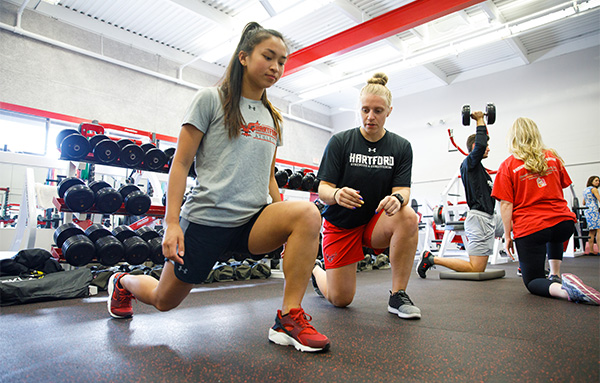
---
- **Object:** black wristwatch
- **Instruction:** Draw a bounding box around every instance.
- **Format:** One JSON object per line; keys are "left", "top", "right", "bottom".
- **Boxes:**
{"left": 392, "top": 193, "right": 404, "bottom": 206}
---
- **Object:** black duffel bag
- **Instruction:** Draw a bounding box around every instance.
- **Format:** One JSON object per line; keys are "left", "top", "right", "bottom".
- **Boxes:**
{"left": 0, "top": 268, "right": 92, "bottom": 306}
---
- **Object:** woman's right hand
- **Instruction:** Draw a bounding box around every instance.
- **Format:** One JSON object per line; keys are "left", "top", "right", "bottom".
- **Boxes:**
{"left": 162, "top": 223, "right": 185, "bottom": 265}
{"left": 335, "top": 187, "right": 364, "bottom": 210}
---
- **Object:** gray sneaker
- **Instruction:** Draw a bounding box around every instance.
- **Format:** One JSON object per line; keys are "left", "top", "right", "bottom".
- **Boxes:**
{"left": 561, "top": 273, "right": 600, "bottom": 305}
{"left": 388, "top": 290, "right": 421, "bottom": 319}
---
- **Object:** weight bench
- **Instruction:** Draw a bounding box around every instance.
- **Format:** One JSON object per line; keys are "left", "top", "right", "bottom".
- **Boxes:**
{"left": 439, "top": 269, "right": 505, "bottom": 281}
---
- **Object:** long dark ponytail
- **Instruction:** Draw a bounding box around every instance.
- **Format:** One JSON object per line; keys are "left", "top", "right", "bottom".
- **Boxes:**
{"left": 220, "top": 22, "right": 286, "bottom": 139}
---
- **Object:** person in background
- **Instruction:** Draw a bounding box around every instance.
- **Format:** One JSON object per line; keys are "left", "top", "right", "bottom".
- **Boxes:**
{"left": 582, "top": 175, "right": 600, "bottom": 255}
{"left": 312, "top": 73, "right": 421, "bottom": 319}
{"left": 416, "top": 110, "right": 503, "bottom": 278}
{"left": 106, "top": 22, "right": 330, "bottom": 353}
{"left": 491, "top": 117, "right": 599, "bottom": 305}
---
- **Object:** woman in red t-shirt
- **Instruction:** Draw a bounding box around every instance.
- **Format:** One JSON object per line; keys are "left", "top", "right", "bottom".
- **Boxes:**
{"left": 492, "top": 117, "right": 599, "bottom": 305}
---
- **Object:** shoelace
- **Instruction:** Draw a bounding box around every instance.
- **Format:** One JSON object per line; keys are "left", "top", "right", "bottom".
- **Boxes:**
{"left": 394, "top": 291, "right": 414, "bottom": 306}
{"left": 289, "top": 310, "right": 317, "bottom": 333}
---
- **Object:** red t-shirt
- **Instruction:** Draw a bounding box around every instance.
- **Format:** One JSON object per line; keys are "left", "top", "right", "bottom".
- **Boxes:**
{"left": 491, "top": 151, "right": 575, "bottom": 238}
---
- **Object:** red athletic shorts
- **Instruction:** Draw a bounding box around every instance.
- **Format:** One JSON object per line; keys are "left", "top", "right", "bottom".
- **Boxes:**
{"left": 322, "top": 210, "right": 386, "bottom": 269}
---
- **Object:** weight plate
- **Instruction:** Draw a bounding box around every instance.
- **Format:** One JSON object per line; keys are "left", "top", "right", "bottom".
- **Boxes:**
{"left": 93, "top": 139, "right": 120, "bottom": 164}
{"left": 63, "top": 184, "right": 95, "bottom": 212}
{"left": 95, "top": 187, "right": 123, "bottom": 213}
{"left": 112, "top": 225, "right": 137, "bottom": 242}
{"left": 311, "top": 178, "right": 320, "bottom": 192}
{"left": 462, "top": 105, "right": 471, "bottom": 126}
{"left": 287, "top": 172, "right": 303, "bottom": 189}
{"left": 84, "top": 223, "right": 111, "bottom": 243}
{"left": 120, "top": 144, "right": 144, "bottom": 168}
{"left": 118, "top": 184, "right": 140, "bottom": 199}
{"left": 95, "top": 236, "right": 124, "bottom": 266}
{"left": 136, "top": 226, "right": 160, "bottom": 242}
{"left": 88, "top": 134, "right": 110, "bottom": 149}
{"left": 163, "top": 147, "right": 176, "bottom": 159}
{"left": 144, "top": 148, "right": 167, "bottom": 171}
{"left": 54, "top": 222, "right": 84, "bottom": 248}
{"left": 88, "top": 180, "right": 111, "bottom": 194}
{"left": 56, "top": 129, "right": 79, "bottom": 150}
{"left": 57, "top": 177, "right": 85, "bottom": 198}
{"left": 124, "top": 190, "right": 151, "bottom": 215}
{"left": 116, "top": 139, "right": 135, "bottom": 149}
{"left": 301, "top": 174, "right": 315, "bottom": 191}
{"left": 123, "top": 236, "right": 150, "bottom": 265}
{"left": 275, "top": 170, "right": 288, "bottom": 188}
{"left": 140, "top": 143, "right": 156, "bottom": 153}
{"left": 62, "top": 234, "right": 95, "bottom": 266}
{"left": 60, "top": 133, "right": 91, "bottom": 160}
{"left": 486, "top": 103, "right": 496, "bottom": 125}
{"left": 148, "top": 237, "right": 165, "bottom": 264}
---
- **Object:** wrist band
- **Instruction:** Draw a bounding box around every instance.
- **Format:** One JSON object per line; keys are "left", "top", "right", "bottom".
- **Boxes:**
{"left": 333, "top": 188, "right": 340, "bottom": 202}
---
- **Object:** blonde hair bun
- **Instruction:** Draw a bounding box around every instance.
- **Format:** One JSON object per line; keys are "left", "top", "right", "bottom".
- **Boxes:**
{"left": 367, "top": 72, "right": 388, "bottom": 86}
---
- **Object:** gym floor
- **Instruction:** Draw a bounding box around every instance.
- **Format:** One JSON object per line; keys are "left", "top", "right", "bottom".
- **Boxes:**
{"left": 1, "top": 256, "right": 598, "bottom": 383}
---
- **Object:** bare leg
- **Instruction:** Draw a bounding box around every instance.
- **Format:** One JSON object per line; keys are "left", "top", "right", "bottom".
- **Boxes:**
{"left": 119, "top": 261, "right": 194, "bottom": 312}
{"left": 248, "top": 201, "right": 322, "bottom": 314}
{"left": 548, "top": 259, "right": 562, "bottom": 276}
{"left": 433, "top": 255, "right": 488, "bottom": 272}
{"left": 313, "top": 263, "right": 357, "bottom": 307}
{"left": 371, "top": 206, "right": 419, "bottom": 293}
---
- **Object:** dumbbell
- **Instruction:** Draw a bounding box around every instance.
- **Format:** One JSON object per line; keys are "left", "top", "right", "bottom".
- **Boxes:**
{"left": 112, "top": 225, "right": 150, "bottom": 265}
{"left": 57, "top": 177, "right": 95, "bottom": 212}
{"left": 136, "top": 226, "right": 164, "bottom": 264}
{"left": 117, "top": 139, "right": 144, "bottom": 168}
{"left": 85, "top": 223, "right": 124, "bottom": 266}
{"left": 53, "top": 223, "right": 95, "bottom": 266}
{"left": 118, "top": 184, "right": 151, "bottom": 215}
{"left": 301, "top": 172, "right": 316, "bottom": 191}
{"left": 462, "top": 103, "right": 496, "bottom": 126}
{"left": 140, "top": 143, "right": 168, "bottom": 171}
{"left": 275, "top": 169, "right": 289, "bottom": 188}
{"left": 287, "top": 171, "right": 304, "bottom": 190}
{"left": 90, "top": 134, "right": 119, "bottom": 164}
{"left": 89, "top": 180, "right": 123, "bottom": 214}
{"left": 56, "top": 129, "right": 91, "bottom": 160}
{"left": 164, "top": 147, "right": 197, "bottom": 178}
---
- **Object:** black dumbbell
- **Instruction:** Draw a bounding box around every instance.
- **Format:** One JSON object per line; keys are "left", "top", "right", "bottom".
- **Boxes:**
{"left": 287, "top": 171, "right": 304, "bottom": 190}
{"left": 136, "top": 227, "right": 164, "bottom": 265}
{"left": 141, "top": 143, "right": 168, "bottom": 171}
{"left": 311, "top": 177, "right": 320, "bottom": 193}
{"left": 301, "top": 172, "right": 316, "bottom": 191}
{"left": 92, "top": 136, "right": 120, "bottom": 164}
{"left": 57, "top": 177, "right": 95, "bottom": 212}
{"left": 275, "top": 169, "right": 289, "bottom": 188}
{"left": 118, "top": 184, "right": 151, "bottom": 215}
{"left": 54, "top": 223, "right": 95, "bottom": 266}
{"left": 462, "top": 103, "right": 496, "bottom": 126}
{"left": 89, "top": 180, "right": 123, "bottom": 214}
{"left": 112, "top": 225, "right": 149, "bottom": 265}
{"left": 85, "top": 223, "right": 124, "bottom": 266}
{"left": 56, "top": 129, "right": 91, "bottom": 160}
{"left": 117, "top": 139, "right": 144, "bottom": 168}
{"left": 165, "top": 148, "right": 197, "bottom": 178}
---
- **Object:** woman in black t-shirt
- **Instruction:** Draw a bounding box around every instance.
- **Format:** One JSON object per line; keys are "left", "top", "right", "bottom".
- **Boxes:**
{"left": 313, "top": 73, "right": 421, "bottom": 319}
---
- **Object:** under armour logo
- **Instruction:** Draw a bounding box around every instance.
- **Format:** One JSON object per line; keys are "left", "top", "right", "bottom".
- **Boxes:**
{"left": 249, "top": 105, "right": 256, "bottom": 111}
{"left": 368, "top": 148, "right": 376, "bottom": 153}
{"left": 178, "top": 265, "right": 188, "bottom": 274}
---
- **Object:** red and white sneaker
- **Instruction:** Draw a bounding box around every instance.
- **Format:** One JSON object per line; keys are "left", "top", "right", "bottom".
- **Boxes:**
{"left": 107, "top": 272, "right": 135, "bottom": 318}
{"left": 268, "top": 307, "right": 330, "bottom": 352}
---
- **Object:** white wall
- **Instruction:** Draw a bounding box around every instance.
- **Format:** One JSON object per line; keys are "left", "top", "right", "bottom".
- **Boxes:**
{"left": 332, "top": 46, "right": 600, "bottom": 214}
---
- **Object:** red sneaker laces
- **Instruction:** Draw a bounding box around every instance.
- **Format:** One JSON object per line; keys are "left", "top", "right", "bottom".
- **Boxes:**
{"left": 289, "top": 309, "right": 317, "bottom": 333}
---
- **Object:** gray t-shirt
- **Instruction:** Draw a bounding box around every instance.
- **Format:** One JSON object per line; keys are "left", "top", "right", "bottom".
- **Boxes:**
{"left": 180, "top": 87, "right": 281, "bottom": 227}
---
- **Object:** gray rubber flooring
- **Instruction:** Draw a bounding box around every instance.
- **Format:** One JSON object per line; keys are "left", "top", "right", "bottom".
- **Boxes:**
{"left": 1, "top": 256, "right": 598, "bottom": 382}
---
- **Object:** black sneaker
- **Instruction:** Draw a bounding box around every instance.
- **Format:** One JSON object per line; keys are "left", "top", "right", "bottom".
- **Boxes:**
{"left": 416, "top": 251, "right": 435, "bottom": 279}
{"left": 388, "top": 290, "right": 421, "bottom": 319}
{"left": 311, "top": 259, "right": 324, "bottom": 298}
{"left": 548, "top": 274, "right": 562, "bottom": 284}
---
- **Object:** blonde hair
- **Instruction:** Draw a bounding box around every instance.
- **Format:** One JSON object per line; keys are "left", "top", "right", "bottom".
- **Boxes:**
{"left": 359, "top": 73, "right": 392, "bottom": 107}
{"left": 508, "top": 117, "right": 563, "bottom": 175}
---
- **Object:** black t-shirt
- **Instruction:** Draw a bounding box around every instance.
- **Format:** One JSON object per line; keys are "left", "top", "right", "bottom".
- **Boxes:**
{"left": 317, "top": 127, "right": 412, "bottom": 229}
{"left": 460, "top": 125, "right": 495, "bottom": 215}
